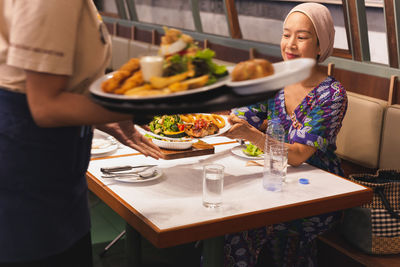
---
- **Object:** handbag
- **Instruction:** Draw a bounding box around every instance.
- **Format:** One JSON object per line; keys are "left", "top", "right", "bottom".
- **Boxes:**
{"left": 340, "top": 169, "right": 400, "bottom": 254}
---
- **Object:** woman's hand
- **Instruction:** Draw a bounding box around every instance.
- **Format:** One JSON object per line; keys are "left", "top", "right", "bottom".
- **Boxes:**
{"left": 223, "top": 114, "right": 266, "bottom": 150}
{"left": 223, "top": 114, "right": 253, "bottom": 139}
{"left": 96, "top": 121, "right": 164, "bottom": 160}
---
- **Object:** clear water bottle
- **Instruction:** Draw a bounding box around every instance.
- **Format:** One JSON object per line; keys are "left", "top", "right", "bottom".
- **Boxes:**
{"left": 263, "top": 118, "right": 287, "bottom": 191}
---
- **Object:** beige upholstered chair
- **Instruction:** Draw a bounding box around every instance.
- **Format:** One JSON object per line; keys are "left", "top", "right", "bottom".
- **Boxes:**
{"left": 336, "top": 92, "right": 387, "bottom": 169}
{"left": 379, "top": 104, "right": 400, "bottom": 169}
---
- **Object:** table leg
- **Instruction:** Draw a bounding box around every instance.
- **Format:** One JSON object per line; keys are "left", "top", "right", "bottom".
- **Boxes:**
{"left": 125, "top": 223, "right": 142, "bottom": 267}
{"left": 202, "top": 236, "right": 224, "bottom": 267}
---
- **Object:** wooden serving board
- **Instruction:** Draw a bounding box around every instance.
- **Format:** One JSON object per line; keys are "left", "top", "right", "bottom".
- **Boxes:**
{"left": 160, "top": 140, "right": 214, "bottom": 160}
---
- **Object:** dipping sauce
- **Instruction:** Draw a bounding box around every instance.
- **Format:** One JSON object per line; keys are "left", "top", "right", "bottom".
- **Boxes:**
{"left": 140, "top": 56, "right": 164, "bottom": 82}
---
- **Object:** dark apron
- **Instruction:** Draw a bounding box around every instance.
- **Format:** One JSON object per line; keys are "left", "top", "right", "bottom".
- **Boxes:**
{"left": 0, "top": 89, "right": 93, "bottom": 262}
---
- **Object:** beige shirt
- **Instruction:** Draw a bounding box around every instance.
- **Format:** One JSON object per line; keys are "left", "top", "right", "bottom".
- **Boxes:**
{"left": 0, "top": 0, "right": 111, "bottom": 94}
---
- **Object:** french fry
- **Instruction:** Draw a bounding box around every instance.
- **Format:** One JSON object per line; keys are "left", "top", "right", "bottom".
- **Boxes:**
{"left": 124, "top": 84, "right": 153, "bottom": 96}
{"left": 181, "top": 75, "right": 209, "bottom": 89}
{"left": 179, "top": 114, "right": 192, "bottom": 123}
{"left": 150, "top": 71, "right": 189, "bottom": 89}
{"left": 168, "top": 82, "right": 189, "bottom": 92}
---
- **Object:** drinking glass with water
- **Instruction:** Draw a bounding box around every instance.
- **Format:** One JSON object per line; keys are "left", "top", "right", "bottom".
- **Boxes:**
{"left": 203, "top": 164, "right": 224, "bottom": 208}
{"left": 263, "top": 118, "right": 287, "bottom": 192}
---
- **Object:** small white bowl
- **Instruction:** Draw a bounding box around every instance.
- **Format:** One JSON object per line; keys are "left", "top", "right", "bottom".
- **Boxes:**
{"left": 151, "top": 138, "right": 194, "bottom": 150}
{"left": 140, "top": 55, "right": 164, "bottom": 82}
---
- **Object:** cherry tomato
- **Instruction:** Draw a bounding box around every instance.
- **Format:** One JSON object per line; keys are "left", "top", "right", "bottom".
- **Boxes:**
{"left": 177, "top": 123, "right": 185, "bottom": 131}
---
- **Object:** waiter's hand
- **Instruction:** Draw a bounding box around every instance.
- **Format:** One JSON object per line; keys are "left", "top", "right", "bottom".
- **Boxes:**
{"left": 96, "top": 121, "right": 164, "bottom": 159}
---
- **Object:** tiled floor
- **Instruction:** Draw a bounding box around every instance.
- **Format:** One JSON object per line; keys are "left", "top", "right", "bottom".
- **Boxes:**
{"left": 89, "top": 192, "right": 202, "bottom": 267}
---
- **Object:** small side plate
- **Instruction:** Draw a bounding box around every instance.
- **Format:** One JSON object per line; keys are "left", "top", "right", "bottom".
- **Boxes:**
{"left": 114, "top": 168, "right": 163, "bottom": 183}
{"left": 91, "top": 130, "right": 118, "bottom": 157}
{"left": 231, "top": 145, "right": 264, "bottom": 160}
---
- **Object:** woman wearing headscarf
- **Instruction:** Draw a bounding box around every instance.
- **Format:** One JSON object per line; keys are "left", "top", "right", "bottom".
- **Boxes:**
{"left": 223, "top": 3, "right": 347, "bottom": 266}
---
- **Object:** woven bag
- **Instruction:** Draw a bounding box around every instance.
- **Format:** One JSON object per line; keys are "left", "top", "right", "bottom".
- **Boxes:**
{"left": 340, "top": 169, "right": 400, "bottom": 255}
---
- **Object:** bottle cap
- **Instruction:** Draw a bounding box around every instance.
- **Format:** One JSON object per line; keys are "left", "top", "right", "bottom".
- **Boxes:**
{"left": 299, "top": 178, "right": 309, "bottom": 184}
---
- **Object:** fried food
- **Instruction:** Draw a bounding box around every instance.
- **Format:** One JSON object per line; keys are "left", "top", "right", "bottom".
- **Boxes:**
{"left": 161, "top": 27, "right": 193, "bottom": 46}
{"left": 179, "top": 114, "right": 225, "bottom": 129}
{"left": 181, "top": 75, "right": 209, "bottom": 89}
{"left": 101, "top": 58, "right": 141, "bottom": 93}
{"left": 114, "top": 70, "right": 144, "bottom": 94}
{"left": 160, "top": 27, "right": 199, "bottom": 57}
{"left": 184, "top": 119, "right": 219, "bottom": 138}
{"left": 101, "top": 70, "right": 131, "bottom": 93}
{"left": 150, "top": 71, "right": 189, "bottom": 89}
{"left": 210, "top": 114, "right": 226, "bottom": 128}
{"left": 179, "top": 114, "right": 196, "bottom": 123}
{"left": 124, "top": 84, "right": 152, "bottom": 96}
{"left": 119, "top": 58, "right": 140, "bottom": 73}
{"left": 231, "top": 58, "right": 274, "bottom": 82}
{"left": 168, "top": 82, "right": 189, "bottom": 92}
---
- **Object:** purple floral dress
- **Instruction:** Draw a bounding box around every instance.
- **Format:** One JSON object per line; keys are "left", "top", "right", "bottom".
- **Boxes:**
{"left": 225, "top": 76, "right": 348, "bottom": 267}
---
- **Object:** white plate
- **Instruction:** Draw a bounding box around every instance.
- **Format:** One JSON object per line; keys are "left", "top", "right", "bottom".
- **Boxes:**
{"left": 227, "top": 58, "right": 316, "bottom": 95}
{"left": 91, "top": 130, "right": 118, "bottom": 156}
{"left": 114, "top": 168, "right": 163, "bottom": 183}
{"left": 89, "top": 72, "right": 229, "bottom": 100}
{"left": 231, "top": 145, "right": 264, "bottom": 160}
{"left": 136, "top": 114, "right": 231, "bottom": 140}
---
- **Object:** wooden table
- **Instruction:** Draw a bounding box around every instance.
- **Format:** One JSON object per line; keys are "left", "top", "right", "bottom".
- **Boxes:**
{"left": 86, "top": 136, "right": 372, "bottom": 266}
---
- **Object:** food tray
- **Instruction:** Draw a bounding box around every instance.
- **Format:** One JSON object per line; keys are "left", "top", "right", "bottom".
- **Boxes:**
{"left": 159, "top": 140, "right": 215, "bottom": 160}
{"left": 90, "top": 85, "right": 278, "bottom": 125}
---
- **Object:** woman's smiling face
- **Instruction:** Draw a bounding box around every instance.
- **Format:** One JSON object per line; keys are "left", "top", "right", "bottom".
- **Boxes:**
{"left": 281, "top": 12, "right": 320, "bottom": 61}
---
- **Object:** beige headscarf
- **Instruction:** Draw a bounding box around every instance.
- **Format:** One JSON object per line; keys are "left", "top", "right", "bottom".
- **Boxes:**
{"left": 284, "top": 3, "right": 335, "bottom": 62}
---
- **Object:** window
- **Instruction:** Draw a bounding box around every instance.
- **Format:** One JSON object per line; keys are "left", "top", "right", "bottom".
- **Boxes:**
{"left": 134, "top": 0, "right": 196, "bottom": 31}
{"left": 198, "top": 0, "right": 229, "bottom": 36}
{"left": 365, "top": 6, "right": 388, "bottom": 64}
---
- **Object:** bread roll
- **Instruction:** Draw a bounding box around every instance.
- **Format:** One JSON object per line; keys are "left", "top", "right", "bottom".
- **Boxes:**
{"left": 231, "top": 58, "right": 274, "bottom": 82}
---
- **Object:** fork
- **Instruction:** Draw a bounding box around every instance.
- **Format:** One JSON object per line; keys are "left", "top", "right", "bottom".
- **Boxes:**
{"left": 100, "top": 164, "right": 157, "bottom": 174}
{"left": 101, "top": 169, "right": 157, "bottom": 179}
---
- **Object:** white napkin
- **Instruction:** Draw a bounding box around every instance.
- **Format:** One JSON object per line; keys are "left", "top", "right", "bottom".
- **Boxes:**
{"left": 246, "top": 160, "right": 264, "bottom": 167}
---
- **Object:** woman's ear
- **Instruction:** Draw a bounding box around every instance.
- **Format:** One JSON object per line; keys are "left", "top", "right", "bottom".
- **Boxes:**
{"left": 316, "top": 43, "right": 321, "bottom": 60}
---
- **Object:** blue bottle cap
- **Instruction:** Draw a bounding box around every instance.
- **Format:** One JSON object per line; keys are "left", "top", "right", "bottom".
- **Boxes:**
{"left": 299, "top": 178, "right": 309, "bottom": 184}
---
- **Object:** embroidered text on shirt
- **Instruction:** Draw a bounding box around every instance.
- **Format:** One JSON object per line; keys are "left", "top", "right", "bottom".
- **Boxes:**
{"left": 10, "top": 43, "right": 64, "bottom": 57}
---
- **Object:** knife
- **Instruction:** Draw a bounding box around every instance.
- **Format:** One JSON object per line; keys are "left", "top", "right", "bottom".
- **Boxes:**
{"left": 100, "top": 164, "right": 157, "bottom": 173}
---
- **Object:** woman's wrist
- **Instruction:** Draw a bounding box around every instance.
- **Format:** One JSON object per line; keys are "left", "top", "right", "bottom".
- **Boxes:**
{"left": 252, "top": 129, "right": 266, "bottom": 151}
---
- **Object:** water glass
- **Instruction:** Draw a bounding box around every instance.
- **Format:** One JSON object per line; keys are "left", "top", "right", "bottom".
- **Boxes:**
{"left": 202, "top": 164, "right": 224, "bottom": 208}
{"left": 263, "top": 144, "right": 288, "bottom": 191}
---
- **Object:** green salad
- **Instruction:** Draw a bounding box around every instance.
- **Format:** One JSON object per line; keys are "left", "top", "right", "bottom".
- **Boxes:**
{"left": 243, "top": 142, "right": 263, "bottom": 157}
{"left": 163, "top": 48, "right": 228, "bottom": 85}
{"left": 148, "top": 115, "right": 186, "bottom": 138}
